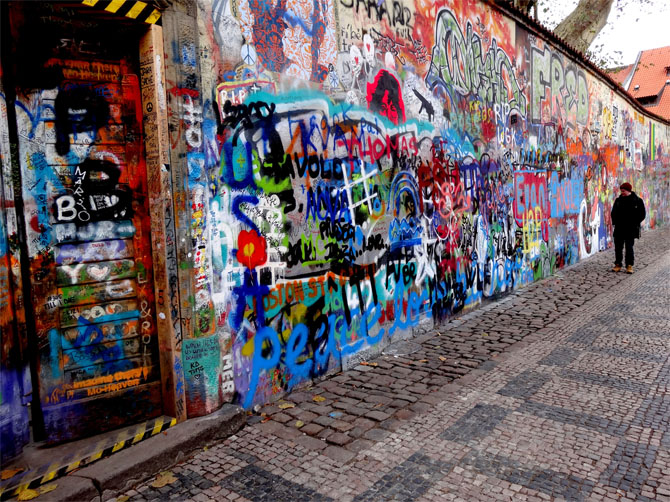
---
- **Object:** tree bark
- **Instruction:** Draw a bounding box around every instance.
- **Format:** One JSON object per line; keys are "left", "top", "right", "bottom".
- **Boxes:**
{"left": 511, "top": 0, "right": 536, "bottom": 16}
{"left": 553, "top": 0, "right": 615, "bottom": 53}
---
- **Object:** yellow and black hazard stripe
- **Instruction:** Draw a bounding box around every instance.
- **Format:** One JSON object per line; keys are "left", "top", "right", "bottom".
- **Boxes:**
{"left": 0, "top": 416, "right": 176, "bottom": 501}
{"left": 81, "top": 0, "right": 162, "bottom": 24}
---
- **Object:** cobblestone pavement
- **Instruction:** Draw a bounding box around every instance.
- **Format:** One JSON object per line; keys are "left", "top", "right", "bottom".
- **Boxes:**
{"left": 115, "top": 228, "right": 670, "bottom": 502}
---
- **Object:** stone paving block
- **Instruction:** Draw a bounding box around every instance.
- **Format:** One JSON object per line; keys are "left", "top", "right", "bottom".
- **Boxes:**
{"left": 365, "top": 410, "right": 392, "bottom": 421}
{"left": 344, "top": 439, "right": 375, "bottom": 454}
{"left": 394, "top": 408, "right": 416, "bottom": 420}
{"left": 379, "top": 418, "right": 404, "bottom": 431}
{"left": 362, "top": 428, "right": 390, "bottom": 441}
{"left": 322, "top": 446, "right": 356, "bottom": 464}
{"left": 300, "top": 423, "right": 325, "bottom": 436}
{"left": 347, "top": 427, "right": 366, "bottom": 439}
{"left": 286, "top": 408, "right": 319, "bottom": 422}
{"left": 410, "top": 402, "right": 433, "bottom": 413}
{"left": 271, "top": 412, "right": 292, "bottom": 423}
{"left": 326, "top": 432, "right": 353, "bottom": 446}
{"left": 350, "top": 417, "right": 376, "bottom": 431}
{"left": 364, "top": 394, "right": 393, "bottom": 405}
{"left": 317, "top": 428, "right": 335, "bottom": 440}
{"left": 294, "top": 434, "right": 328, "bottom": 451}
{"left": 330, "top": 419, "right": 354, "bottom": 432}
{"left": 258, "top": 420, "right": 302, "bottom": 440}
{"left": 313, "top": 415, "right": 335, "bottom": 427}
{"left": 419, "top": 393, "right": 446, "bottom": 405}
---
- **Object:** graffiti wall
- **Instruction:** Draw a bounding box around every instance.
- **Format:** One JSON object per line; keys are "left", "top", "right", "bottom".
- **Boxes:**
{"left": 182, "top": 0, "right": 670, "bottom": 410}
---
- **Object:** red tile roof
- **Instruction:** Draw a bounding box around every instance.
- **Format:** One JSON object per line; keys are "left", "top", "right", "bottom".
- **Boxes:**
{"left": 628, "top": 45, "right": 670, "bottom": 100}
{"left": 646, "top": 86, "right": 670, "bottom": 121}
{"left": 606, "top": 64, "right": 633, "bottom": 87}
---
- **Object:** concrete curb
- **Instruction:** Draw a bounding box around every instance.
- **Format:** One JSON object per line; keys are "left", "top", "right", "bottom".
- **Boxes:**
{"left": 23, "top": 404, "right": 246, "bottom": 502}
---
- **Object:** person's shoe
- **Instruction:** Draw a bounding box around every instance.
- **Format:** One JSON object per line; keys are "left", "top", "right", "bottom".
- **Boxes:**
{"left": 626, "top": 265, "right": 634, "bottom": 274}
{"left": 612, "top": 265, "right": 622, "bottom": 272}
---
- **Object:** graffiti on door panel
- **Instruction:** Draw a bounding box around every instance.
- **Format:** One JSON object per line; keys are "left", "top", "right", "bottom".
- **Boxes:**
{"left": 15, "top": 58, "right": 159, "bottom": 410}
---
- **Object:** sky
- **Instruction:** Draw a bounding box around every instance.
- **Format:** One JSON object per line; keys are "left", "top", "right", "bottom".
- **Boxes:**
{"left": 537, "top": 0, "right": 670, "bottom": 67}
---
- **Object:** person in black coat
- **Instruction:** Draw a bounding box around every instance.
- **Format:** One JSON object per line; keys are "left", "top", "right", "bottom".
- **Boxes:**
{"left": 611, "top": 182, "right": 646, "bottom": 273}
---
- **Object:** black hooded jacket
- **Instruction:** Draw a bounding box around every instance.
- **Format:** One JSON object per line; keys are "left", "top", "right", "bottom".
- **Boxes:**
{"left": 611, "top": 191, "right": 646, "bottom": 238}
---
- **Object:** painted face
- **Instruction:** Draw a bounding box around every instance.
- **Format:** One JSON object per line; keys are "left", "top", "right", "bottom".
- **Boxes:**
{"left": 345, "top": 90, "right": 360, "bottom": 105}
{"left": 380, "top": 90, "right": 399, "bottom": 125}
{"left": 350, "top": 46, "right": 362, "bottom": 77}
{"left": 362, "top": 34, "right": 375, "bottom": 65}
{"left": 384, "top": 51, "right": 395, "bottom": 70}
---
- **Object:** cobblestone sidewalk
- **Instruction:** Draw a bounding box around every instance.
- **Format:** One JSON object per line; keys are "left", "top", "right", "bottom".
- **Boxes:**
{"left": 114, "top": 228, "right": 670, "bottom": 502}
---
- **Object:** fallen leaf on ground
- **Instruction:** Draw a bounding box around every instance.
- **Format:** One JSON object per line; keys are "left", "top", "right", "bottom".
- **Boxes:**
{"left": 17, "top": 489, "right": 40, "bottom": 501}
{"left": 260, "top": 417, "right": 271, "bottom": 423}
{"left": 439, "top": 356, "right": 447, "bottom": 362}
{"left": 312, "top": 395, "right": 326, "bottom": 402}
{"left": 116, "top": 496, "right": 130, "bottom": 502}
{"left": 39, "top": 485, "right": 57, "bottom": 495}
{"left": 151, "top": 471, "right": 177, "bottom": 488}
{"left": 295, "top": 420, "right": 304, "bottom": 428}
{"left": 278, "top": 402, "right": 295, "bottom": 409}
{"left": 360, "top": 361, "right": 378, "bottom": 367}
{"left": 418, "top": 359, "right": 428, "bottom": 363}
{"left": 1, "top": 468, "right": 24, "bottom": 480}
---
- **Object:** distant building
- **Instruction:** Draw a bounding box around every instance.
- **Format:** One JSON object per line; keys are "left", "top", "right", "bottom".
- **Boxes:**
{"left": 607, "top": 45, "right": 670, "bottom": 120}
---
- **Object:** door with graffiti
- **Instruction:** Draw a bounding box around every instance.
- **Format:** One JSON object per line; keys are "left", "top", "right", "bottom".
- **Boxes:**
{"left": 6, "top": 3, "right": 161, "bottom": 442}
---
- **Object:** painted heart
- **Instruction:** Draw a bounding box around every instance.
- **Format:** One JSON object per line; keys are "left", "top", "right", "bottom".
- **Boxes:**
{"left": 88, "top": 265, "right": 111, "bottom": 281}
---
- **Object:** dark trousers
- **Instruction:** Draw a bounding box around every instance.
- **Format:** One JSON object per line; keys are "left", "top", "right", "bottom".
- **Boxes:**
{"left": 614, "top": 233, "right": 635, "bottom": 267}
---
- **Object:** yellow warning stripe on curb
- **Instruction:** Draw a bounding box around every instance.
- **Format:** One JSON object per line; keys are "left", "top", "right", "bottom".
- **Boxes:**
{"left": 80, "top": 0, "right": 161, "bottom": 24}
{"left": 0, "top": 416, "right": 176, "bottom": 501}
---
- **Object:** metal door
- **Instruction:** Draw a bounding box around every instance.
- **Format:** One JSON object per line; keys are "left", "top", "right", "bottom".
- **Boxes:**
{"left": 8, "top": 3, "right": 162, "bottom": 442}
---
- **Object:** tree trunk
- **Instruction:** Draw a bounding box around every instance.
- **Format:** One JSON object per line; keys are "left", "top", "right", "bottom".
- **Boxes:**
{"left": 553, "top": 0, "right": 615, "bottom": 53}
{"left": 511, "top": 0, "right": 536, "bottom": 16}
